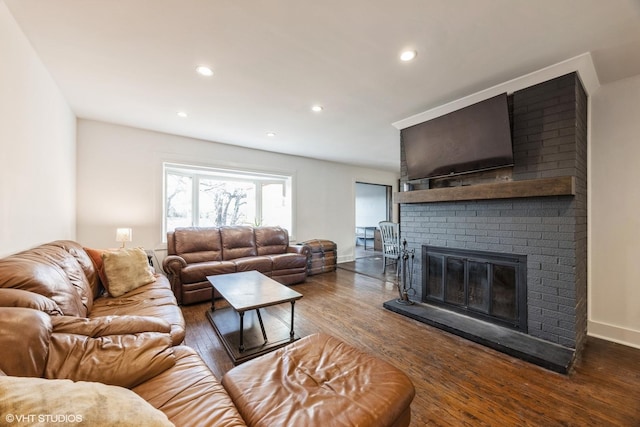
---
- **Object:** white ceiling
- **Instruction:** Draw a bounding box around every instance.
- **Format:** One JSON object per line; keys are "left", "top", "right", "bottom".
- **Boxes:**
{"left": 5, "top": 0, "right": 640, "bottom": 171}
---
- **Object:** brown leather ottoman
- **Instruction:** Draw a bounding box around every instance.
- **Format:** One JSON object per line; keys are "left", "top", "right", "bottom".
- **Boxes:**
{"left": 221, "top": 333, "right": 415, "bottom": 427}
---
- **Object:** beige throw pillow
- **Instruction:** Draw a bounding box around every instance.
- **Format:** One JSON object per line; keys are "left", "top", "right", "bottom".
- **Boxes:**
{"left": 102, "top": 247, "right": 155, "bottom": 297}
{"left": 0, "top": 376, "right": 174, "bottom": 426}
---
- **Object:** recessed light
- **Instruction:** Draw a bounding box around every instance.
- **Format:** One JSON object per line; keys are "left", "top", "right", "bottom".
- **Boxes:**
{"left": 266, "top": 132, "right": 276, "bottom": 137}
{"left": 311, "top": 105, "right": 323, "bottom": 112}
{"left": 196, "top": 65, "right": 213, "bottom": 77}
{"left": 400, "top": 50, "right": 417, "bottom": 62}
{"left": 177, "top": 111, "right": 188, "bottom": 118}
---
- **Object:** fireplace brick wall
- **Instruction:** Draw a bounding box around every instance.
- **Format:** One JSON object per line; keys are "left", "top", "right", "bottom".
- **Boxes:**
{"left": 399, "top": 73, "right": 588, "bottom": 349}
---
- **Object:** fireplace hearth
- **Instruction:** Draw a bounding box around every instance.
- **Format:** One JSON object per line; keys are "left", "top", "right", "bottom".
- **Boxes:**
{"left": 383, "top": 298, "right": 574, "bottom": 373}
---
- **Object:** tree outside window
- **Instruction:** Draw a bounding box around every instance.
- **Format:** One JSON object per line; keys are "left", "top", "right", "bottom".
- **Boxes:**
{"left": 198, "top": 179, "right": 255, "bottom": 227}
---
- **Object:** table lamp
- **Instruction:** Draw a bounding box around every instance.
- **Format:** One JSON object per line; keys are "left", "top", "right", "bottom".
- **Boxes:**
{"left": 116, "top": 228, "right": 132, "bottom": 248}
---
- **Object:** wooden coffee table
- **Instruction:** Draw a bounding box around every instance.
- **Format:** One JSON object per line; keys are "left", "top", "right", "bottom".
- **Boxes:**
{"left": 206, "top": 271, "right": 303, "bottom": 364}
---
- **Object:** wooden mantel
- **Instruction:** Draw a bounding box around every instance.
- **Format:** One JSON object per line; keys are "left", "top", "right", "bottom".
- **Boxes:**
{"left": 393, "top": 176, "right": 575, "bottom": 204}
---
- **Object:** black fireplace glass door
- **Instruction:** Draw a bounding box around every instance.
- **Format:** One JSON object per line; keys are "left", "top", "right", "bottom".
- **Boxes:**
{"left": 427, "top": 255, "right": 443, "bottom": 299}
{"left": 468, "top": 261, "right": 489, "bottom": 312}
{"left": 491, "top": 264, "right": 517, "bottom": 320}
{"left": 423, "top": 245, "right": 526, "bottom": 331}
{"left": 444, "top": 258, "right": 465, "bottom": 305}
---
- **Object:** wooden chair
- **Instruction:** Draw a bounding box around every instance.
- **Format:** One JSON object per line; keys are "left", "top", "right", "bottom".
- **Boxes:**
{"left": 378, "top": 221, "right": 400, "bottom": 276}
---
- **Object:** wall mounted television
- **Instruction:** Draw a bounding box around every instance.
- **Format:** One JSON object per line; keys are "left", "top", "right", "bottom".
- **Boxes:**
{"left": 402, "top": 93, "right": 513, "bottom": 181}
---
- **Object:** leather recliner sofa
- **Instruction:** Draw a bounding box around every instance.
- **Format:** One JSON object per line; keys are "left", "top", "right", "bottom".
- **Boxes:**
{"left": 164, "top": 226, "right": 309, "bottom": 304}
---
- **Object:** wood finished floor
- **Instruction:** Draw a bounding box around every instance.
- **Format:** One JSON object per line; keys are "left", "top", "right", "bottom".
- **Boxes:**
{"left": 181, "top": 268, "right": 640, "bottom": 426}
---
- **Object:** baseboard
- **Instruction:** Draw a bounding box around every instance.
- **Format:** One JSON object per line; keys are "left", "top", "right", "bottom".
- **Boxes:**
{"left": 588, "top": 320, "right": 640, "bottom": 349}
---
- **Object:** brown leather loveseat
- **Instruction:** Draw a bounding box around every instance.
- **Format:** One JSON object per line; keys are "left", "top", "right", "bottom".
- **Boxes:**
{"left": 164, "top": 226, "right": 309, "bottom": 304}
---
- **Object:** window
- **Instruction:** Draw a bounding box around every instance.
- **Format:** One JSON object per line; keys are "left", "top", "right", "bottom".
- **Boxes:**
{"left": 164, "top": 163, "right": 293, "bottom": 236}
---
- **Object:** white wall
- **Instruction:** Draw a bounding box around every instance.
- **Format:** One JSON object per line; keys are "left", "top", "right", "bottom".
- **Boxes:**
{"left": 0, "top": 3, "right": 76, "bottom": 257}
{"left": 76, "top": 119, "right": 399, "bottom": 263}
{"left": 355, "top": 183, "right": 388, "bottom": 227}
{"left": 590, "top": 73, "right": 640, "bottom": 348}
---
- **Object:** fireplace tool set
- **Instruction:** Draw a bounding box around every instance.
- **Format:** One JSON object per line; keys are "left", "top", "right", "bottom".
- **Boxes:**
{"left": 397, "top": 239, "right": 415, "bottom": 305}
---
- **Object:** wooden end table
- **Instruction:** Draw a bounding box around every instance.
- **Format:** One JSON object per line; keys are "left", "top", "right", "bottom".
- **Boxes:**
{"left": 206, "top": 271, "right": 303, "bottom": 364}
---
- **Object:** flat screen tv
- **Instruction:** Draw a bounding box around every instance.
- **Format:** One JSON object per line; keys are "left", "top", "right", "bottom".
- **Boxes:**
{"left": 402, "top": 93, "right": 513, "bottom": 181}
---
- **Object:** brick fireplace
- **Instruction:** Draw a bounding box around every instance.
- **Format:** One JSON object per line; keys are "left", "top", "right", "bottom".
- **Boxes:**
{"left": 385, "top": 73, "right": 587, "bottom": 372}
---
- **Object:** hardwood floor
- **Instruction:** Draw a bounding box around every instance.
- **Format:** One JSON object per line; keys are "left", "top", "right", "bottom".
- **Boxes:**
{"left": 181, "top": 269, "right": 640, "bottom": 426}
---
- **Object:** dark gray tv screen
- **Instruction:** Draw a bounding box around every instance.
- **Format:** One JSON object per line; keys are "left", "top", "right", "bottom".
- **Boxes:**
{"left": 402, "top": 93, "right": 513, "bottom": 181}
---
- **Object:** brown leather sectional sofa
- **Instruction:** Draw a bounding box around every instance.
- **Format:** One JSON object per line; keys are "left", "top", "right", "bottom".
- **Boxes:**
{"left": 0, "top": 240, "right": 185, "bottom": 344}
{"left": 164, "top": 226, "right": 309, "bottom": 304}
{"left": 0, "top": 240, "right": 415, "bottom": 426}
{"left": 0, "top": 306, "right": 250, "bottom": 426}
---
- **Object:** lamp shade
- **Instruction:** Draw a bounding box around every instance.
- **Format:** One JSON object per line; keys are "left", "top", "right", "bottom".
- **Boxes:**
{"left": 115, "top": 228, "right": 132, "bottom": 244}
